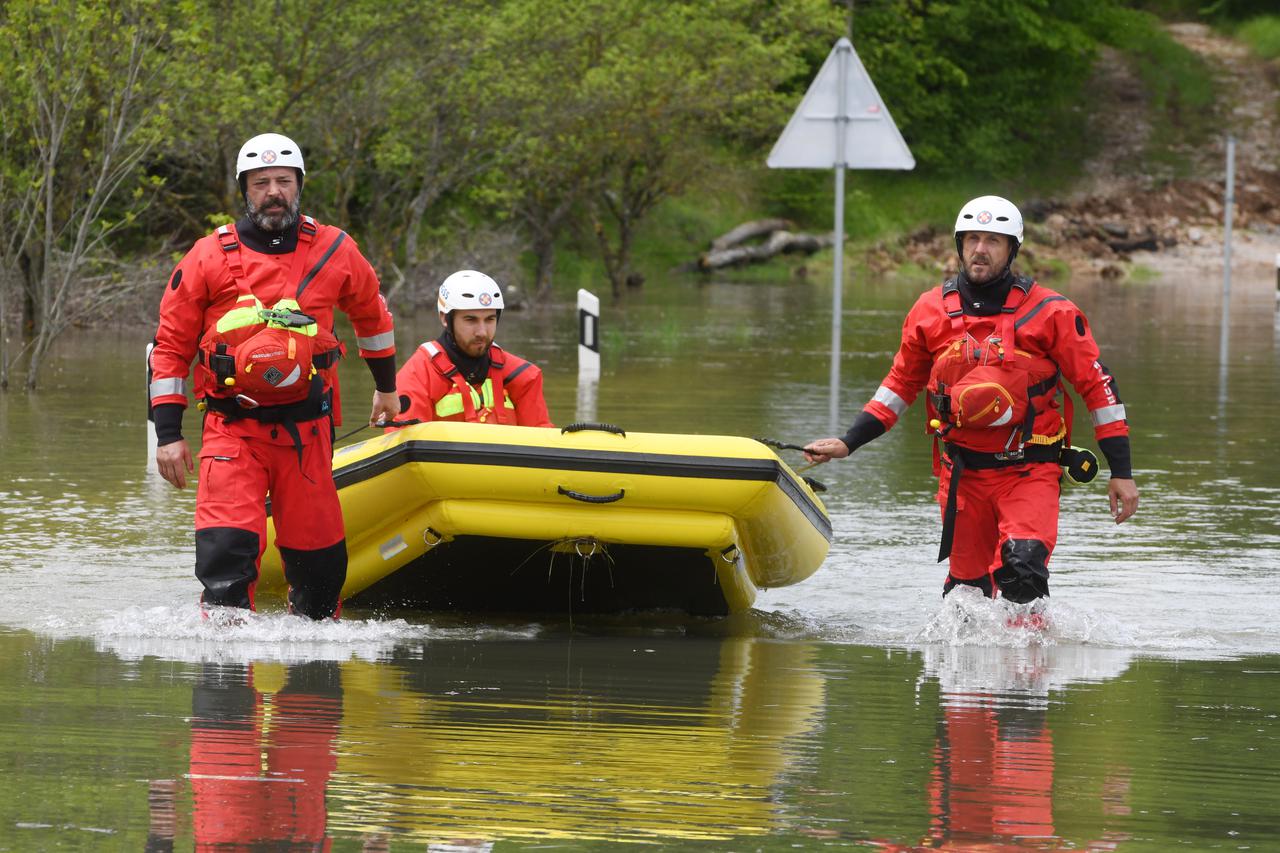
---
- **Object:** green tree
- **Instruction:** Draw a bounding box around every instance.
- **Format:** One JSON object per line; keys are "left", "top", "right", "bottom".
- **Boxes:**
{"left": 148, "top": 0, "right": 413, "bottom": 235}
{"left": 0, "top": 0, "right": 189, "bottom": 389}
{"left": 486, "top": 0, "right": 843, "bottom": 299}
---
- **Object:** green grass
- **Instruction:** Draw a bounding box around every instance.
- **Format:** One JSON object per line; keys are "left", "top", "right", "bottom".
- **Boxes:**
{"left": 1237, "top": 16, "right": 1280, "bottom": 60}
{"left": 1127, "top": 263, "right": 1162, "bottom": 283}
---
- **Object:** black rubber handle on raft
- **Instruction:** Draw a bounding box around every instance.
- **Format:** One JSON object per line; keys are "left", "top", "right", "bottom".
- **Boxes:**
{"left": 557, "top": 485, "right": 626, "bottom": 504}
{"left": 561, "top": 422, "right": 626, "bottom": 437}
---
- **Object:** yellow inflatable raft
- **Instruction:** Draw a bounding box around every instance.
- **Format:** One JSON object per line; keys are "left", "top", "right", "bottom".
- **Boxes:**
{"left": 258, "top": 421, "right": 831, "bottom": 615}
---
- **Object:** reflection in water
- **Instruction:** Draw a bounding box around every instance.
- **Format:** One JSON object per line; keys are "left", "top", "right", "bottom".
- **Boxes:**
{"left": 146, "top": 779, "right": 178, "bottom": 852}
{"left": 329, "top": 636, "right": 824, "bottom": 845}
{"left": 144, "top": 636, "right": 822, "bottom": 848}
{"left": 186, "top": 661, "right": 342, "bottom": 850}
{"left": 901, "top": 644, "right": 1134, "bottom": 851}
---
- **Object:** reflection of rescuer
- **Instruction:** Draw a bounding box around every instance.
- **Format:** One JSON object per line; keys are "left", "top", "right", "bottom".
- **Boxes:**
{"left": 149, "top": 132, "right": 399, "bottom": 619}
{"left": 394, "top": 270, "right": 553, "bottom": 427}
{"left": 187, "top": 661, "right": 342, "bottom": 849}
{"left": 805, "top": 196, "right": 1139, "bottom": 603}
{"left": 929, "top": 700, "right": 1056, "bottom": 848}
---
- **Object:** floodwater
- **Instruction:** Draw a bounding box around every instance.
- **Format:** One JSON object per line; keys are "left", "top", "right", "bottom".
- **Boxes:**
{"left": 1, "top": 264, "right": 1278, "bottom": 850}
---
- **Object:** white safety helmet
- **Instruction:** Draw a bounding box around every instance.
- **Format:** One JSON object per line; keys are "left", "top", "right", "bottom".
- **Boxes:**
{"left": 954, "top": 195, "right": 1024, "bottom": 246}
{"left": 437, "top": 270, "right": 505, "bottom": 314}
{"left": 235, "top": 132, "right": 306, "bottom": 182}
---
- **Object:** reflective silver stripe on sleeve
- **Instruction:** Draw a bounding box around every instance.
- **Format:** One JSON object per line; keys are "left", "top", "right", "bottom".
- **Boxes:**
{"left": 1091, "top": 404, "right": 1127, "bottom": 426}
{"left": 149, "top": 377, "right": 185, "bottom": 400}
{"left": 356, "top": 331, "right": 395, "bottom": 351}
{"left": 872, "top": 385, "right": 908, "bottom": 416}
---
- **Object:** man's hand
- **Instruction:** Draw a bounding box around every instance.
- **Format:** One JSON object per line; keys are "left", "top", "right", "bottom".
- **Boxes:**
{"left": 802, "top": 437, "right": 851, "bottom": 465}
{"left": 1108, "top": 477, "right": 1139, "bottom": 524}
{"left": 369, "top": 390, "right": 400, "bottom": 427}
{"left": 156, "top": 439, "right": 193, "bottom": 489}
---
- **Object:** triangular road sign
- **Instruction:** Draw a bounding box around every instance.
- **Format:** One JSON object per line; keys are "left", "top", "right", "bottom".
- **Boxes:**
{"left": 768, "top": 37, "right": 915, "bottom": 170}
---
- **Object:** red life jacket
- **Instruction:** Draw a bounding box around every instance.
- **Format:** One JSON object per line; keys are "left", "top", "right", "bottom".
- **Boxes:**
{"left": 925, "top": 278, "right": 1066, "bottom": 456}
{"left": 421, "top": 340, "right": 523, "bottom": 425}
{"left": 198, "top": 217, "right": 342, "bottom": 409}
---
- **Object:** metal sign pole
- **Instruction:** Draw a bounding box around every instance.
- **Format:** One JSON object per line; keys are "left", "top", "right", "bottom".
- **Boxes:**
{"left": 1222, "top": 135, "right": 1235, "bottom": 308}
{"left": 766, "top": 36, "right": 914, "bottom": 436}
{"left": 829, "top": 43, "right": 850, "bottom": 435}
{"left": 1218, "top": 136, "right": 1235, "bottom": 422}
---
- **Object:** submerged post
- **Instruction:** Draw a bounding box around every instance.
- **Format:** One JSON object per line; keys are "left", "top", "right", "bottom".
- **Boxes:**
{"left": 577, "top": 289, "right": 600, "bottom": 422}
{"left": 145, "top": 343, "right": 158, "bottom": 474}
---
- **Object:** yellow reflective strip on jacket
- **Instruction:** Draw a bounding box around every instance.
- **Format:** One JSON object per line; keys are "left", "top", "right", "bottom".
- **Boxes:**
{"left": 215, "top": 298, "right": 265, "bottom": 333}
{"left": 435, "top": 392, "right": 465, "bottom": 418}
{"left": 480, "top": 379, "right": 516, "bottom": 410}
{"left": 434, "top": 378, "right": 514, "bottom": 418}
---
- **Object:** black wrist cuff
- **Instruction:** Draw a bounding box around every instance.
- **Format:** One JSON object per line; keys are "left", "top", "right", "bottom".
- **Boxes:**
{"left": 366, "top": 355, "right": 397, "bottom": 393}
{"left": 841, "top": 411, "right": 887, "bottom": 454}
{"left": 1098, "top": 435, "right": 1132, "bottom": 479}
{"left": 152, "top": 403, "right": 185, "bottom": 446}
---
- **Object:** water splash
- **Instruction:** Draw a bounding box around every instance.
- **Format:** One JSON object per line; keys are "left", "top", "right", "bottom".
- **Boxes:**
{"left": 83, "top": 605, "right": 544, "bottom": 666}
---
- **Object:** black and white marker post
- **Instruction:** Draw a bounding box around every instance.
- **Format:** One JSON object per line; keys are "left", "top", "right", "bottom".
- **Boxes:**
{"left": 577, "top": 288, "right": 600, "bottom": 423}
{"left": 145, "top": 342, "right": 158, "bottom": 475}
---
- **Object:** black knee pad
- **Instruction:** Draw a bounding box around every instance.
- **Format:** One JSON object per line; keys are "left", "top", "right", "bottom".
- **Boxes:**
{"left": 195, "top": 527, "right": 260, "bottom": 608}
{"left": 943, "top": 574, "right": 995, "bottom": 598}
{"left": 280, "top": 540, "right": 348, "bottom": 620}
{"left": 993, "top": 539, "right": 1050, "bottom": 604}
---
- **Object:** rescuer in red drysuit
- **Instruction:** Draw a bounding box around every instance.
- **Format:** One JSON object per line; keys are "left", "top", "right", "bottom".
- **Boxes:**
{"left": 188, "top": 661, "right": 341, "bottom": 850}
{"left": 149, "top": 132, "right": 399, "bottom": 619}
{"left": 804, "top": 196, "right": 1139, "bottom": 602}
{"left": 394, "top": 270, "right": 553, "bottom": 427}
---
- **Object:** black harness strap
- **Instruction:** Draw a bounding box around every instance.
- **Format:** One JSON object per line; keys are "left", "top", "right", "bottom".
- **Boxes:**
{"left": 296, "top": 230, "right": 346, "bottom": 298}
{"left": 203, "top": 376, "right": 333, "bottom": 466}
{"left": 937, "top": 442, "right": 1062, "bottom": 563}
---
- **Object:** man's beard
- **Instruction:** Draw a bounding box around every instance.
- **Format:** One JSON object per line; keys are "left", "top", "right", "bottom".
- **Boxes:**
{"left": 246, "top": 193, "right": 300, "bottom": 233}
{"left": 963, "top": 256, "right": 1004, "bottom": 285}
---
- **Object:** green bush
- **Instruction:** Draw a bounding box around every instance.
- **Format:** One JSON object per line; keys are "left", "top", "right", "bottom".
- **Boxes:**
{"left": 1237, "top": 16, "right": 1280, "bottom": 59}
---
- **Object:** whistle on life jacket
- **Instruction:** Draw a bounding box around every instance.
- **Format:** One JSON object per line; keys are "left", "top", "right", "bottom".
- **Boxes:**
{"left": 1060, "top": 445, "right": 1099, "bottom": 485}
